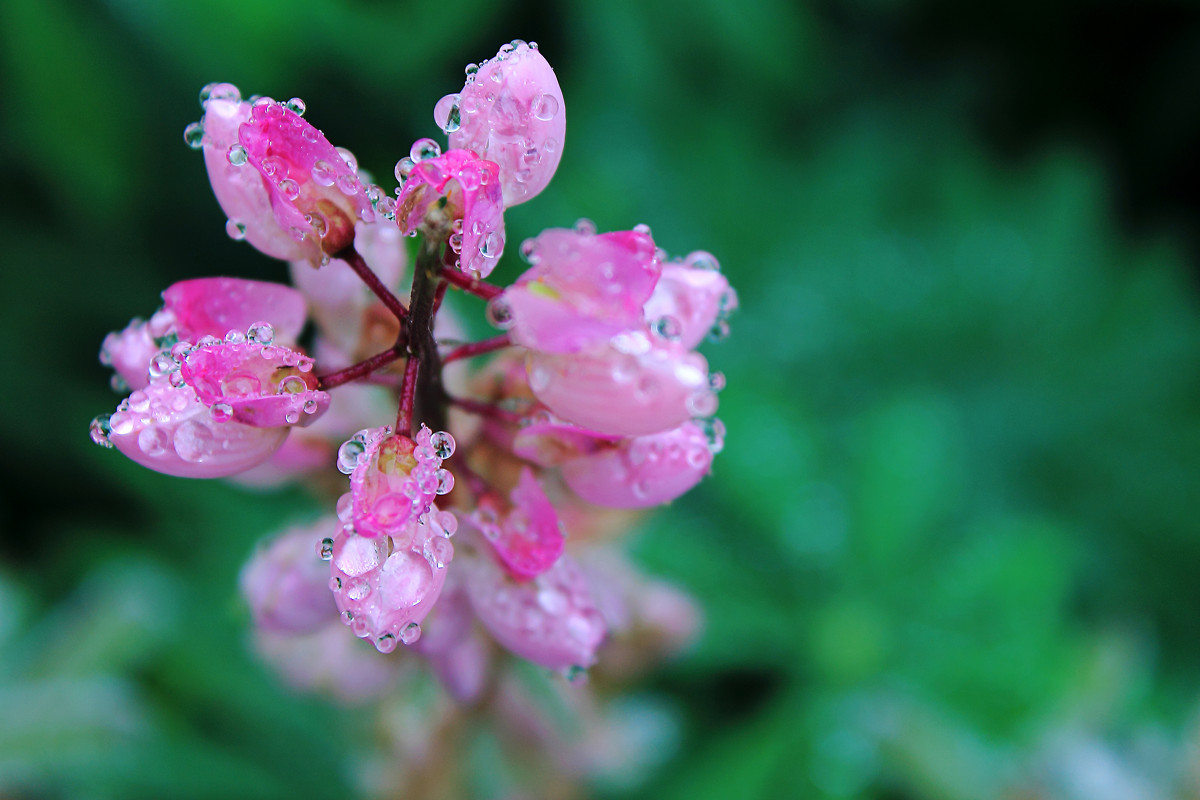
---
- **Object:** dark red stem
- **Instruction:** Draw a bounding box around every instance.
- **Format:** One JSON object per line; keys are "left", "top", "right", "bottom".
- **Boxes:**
{"left": 443, "top": 334, "right": 512, "bottom": 364}
{"left": 449, "top": 395, "right": 524, "bottom": 425}
{"left": 333, "top": 245, "right": 409, "bottom": 321}
{"left": 441, "top": 267, "right": 504, "bottom": 301}
{"left": 317, "top": 345, "right": 406, "bottom": 390}
{"left": 395, "top": 354, "right": 420, "bottom": 435}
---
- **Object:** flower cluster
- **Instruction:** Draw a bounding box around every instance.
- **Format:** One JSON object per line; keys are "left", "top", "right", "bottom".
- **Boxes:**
{"left": 91, "top": 40, "right": 733, "bottom": 786}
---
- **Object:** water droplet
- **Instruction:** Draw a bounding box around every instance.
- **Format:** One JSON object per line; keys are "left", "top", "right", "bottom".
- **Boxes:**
{"left": 564, "top": 665, "right": 588, "bottom": 685}
{"left": 337, "top": 439, "right": 366, "bottom": 474}
{"left": 533, "top": 93, "right": 560, "bottom": 120}
{"left": 399, "top": 621, "right": 422, "bottom": 645}
{"left": 227, "top": 144, "right": 248, "bottom": 166}
{"left": 699, "top": 418, "right": 727, "bottom": 453}
{"left": 138, "top": 426, "right": 171, "bottom": 456}
{"left": 687, "top": 389, "right": 718, "bottom": 417}
{"left": 211, "top": 403, "right": 233, "bottom": 422}
{"left": 707, "top": 319, "right": 731, "bottom": 342}
{"left": 686, "top": 250, "right": 720, "bottom": 271}
{"left": 225, "top": 219, "right": 246, "bottom": 240}
{"left": 434, "top": 93, "right": 462, "bottom": 133}
{"left": 109, "top": 374, "right": 130, "bottom": 393}
{"left": 394, "top": 157, "right": 415, "bottom": 183}
{"left": 307, "top": 212, "right": 328, "bottom": 238}
{"left": 183, "top": 121, "right": 204, "bottom": 149}
{"left": 224, "top": 329, "right": 246, "bottom": 344}
{"left": 199, "top": 82, "right": 240, "bottom": 107}
{"left": 708, "top": 371, "right": 726, "bottom": 392}
{"left": 246, "top": 321, "right": 274, "bottom": 345}
{"left": 435, "top": 468, "right": 454, "bottom": 495}
{"left": 410, "top": 138, "right": 441, "bottom": 163}
{"left": 336, "top": 173, "right": 359, "bottom": 195}
{"left": 303, "top": 398, "right": 318, "bottom": 414}
{"left": 89, "top": 414, "right": 113, "bottom": 448}
{"left": 430, "top": 431, "right": 455, "bottom": 459}
{"left": 478, "top": 230, "right": 502, "bottom": 259}
{"left": 285, "top": 409, "right": 300, "bottom": 424}
{"left": 278, "top": 178, "right": 300, "bottom": 200}
{"left": 423, "top": 535, "right": 454, "bottom": 568}
{"left": 285, "top": 97, "right": 306, "bottom": 116}
{"left": 652, "top": 316, "right": 682, "bottom": 341}
{"left": 485, "top": 296, "right": 515, "bottom": 329}
{"left": 519, "top": 238, "right": 539, "bottom": 264}
{"left": 310, "top": 159, "right": 336, "bottom": 186}
{"left": 148, "top": 351, "right": 177, "bottom": 380}
{"left": 376, "top": 633, "right": 397, "bottom": 653}
{"left": 633, "top": 223, "right": 652, "bottom": 236}
{"left": 574, "top": 218, "right": 596, "bottom": 236}
{"left": 319, "top": 537, "right": 335, "bottom": 560}
{"left": 464, "top": 63, "right": 479, "bottom": 81}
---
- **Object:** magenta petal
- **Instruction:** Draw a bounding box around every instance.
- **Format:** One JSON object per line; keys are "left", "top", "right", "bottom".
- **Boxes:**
{"left": 178, "top": 341, "right": 330, "bottom": 428}
{"left": 643, "top": 262, "right": 738, "bottom": 350}
{"left": 561, "top": 422, "right": 713, "bottom": 508}
{"left": 238, "top": 99, "right": 375, "bottom": 257}
{"left": 395, "top": 149, "right": 505, "bottom": 279}
{"left": 240, "top": 520, "right": 339, "bottom": 634}
{"left": 526, "top": 338, "right": 714, "bottom": 437}
{"left": 465, "top": 552, "right": 605, "bottom": 671}
{"left": 201, "top": 94, "right": 310, "bottom": 261}
{"left": 447, "top": 41, "right": 565, "bottom": 206}
{"left": 348, "top": 426, "right": 450, "bottom": 539}
{"left": 471, "top": 468, "right": 564, "bottom": 580}
{"left": 163, "top": 277, "right": 307, "bottom": 345}
{"left": 107, "top": 381, "right": 287, "bottom": 478}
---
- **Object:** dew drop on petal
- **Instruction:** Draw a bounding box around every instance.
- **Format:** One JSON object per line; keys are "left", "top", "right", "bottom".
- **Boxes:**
{"left": 485, "top": 296, "right": 515, "bottom": 329}
{"left": 376, "top": 633, "right": 397, "bottom": 653}
{"left": 285, "top": 97, "right": 306, "bottom": 116}
{"left": 434, "top": 93, "right": 462, "bottom": 133}
{"left": 227, "top": 144, "right": 248, "bottom": 166}
{"left": 708, "top": 371, "right": 726, "bottom": 392}
{"left": 533, "top": 93, "right": 560, "bottom": 121}
{"left": 708, "top": 319, "right": 731, "bottom": 342}
{"left": 310, "top": 159, "right": 336, "bottom": 186}
{"left": 435, "top": 468, "right": 454, "bottom": 495}
{"left": 429, "top": 430, "right": 455, "bottom": 459}
{"left": 183, "top": 121, "right": 204, "bottom": 149}
{"left": 246, "top": 321, "right": 274, "bottom": 345}
{"left": 652, "top": 316, "right": 683, "bottom": 341}
{"left": 399, "top": 621, "right": 422, "bottom": 645}
{"left": 278, "top": 179, "right": 300, "bottom": 200}
{"left": 89, "top": 414, "right": 113, "bottom": 448}
{"left": 225, "top": 219, "right": 247, "bottom": 240}
{"left": 337, "top": 438, "right": 366, "bottom": 474}
{"left": 319, "top": 537, "right": 335, "bottom": 560}
{"left": 410, "top": 138, "right": 441, "bottom": 163}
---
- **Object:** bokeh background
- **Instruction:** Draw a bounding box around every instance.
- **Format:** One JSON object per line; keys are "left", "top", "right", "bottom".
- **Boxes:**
{"left": 2, "top": 0, "right": 1200, "bottom": 797}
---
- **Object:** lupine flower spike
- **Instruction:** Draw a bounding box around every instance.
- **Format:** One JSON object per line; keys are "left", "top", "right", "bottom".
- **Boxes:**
{"left": 96, "top": 38, "right": 735, "bottom": 792}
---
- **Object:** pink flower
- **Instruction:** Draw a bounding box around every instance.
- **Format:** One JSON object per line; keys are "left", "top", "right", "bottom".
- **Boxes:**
{"left": 93, "top": 328, "right": 331, "bottom": 478}
{"left": 470, "top": 467, "right": 564, "bottom": 579}
{"left": 101, "top": 277, "right": 307, "bottom": 391}
{"left": 394, "top": 148, "right": 505, "bottom": 278}
{"left": 643, "top": 255, "right": 738, "bottom": 350}
{"left": 439, "top": 40, "right": 565, "bottom": 206}
{"left": 196, "top": 85, "right": 375, "bottom": 262}
{"left": 341, "top": 425, "right": 456, "bottom": 539}
{"left": 501, "top": 227, "right": 661, "bottom": 353}
{"left": 328, "top": 500, "right": 457, "bottom": 652}
{"left": 514, "top": 418, "right": 718, "bottom": 508}
{"left": 252, "top": 624, "right": 398, "bottom": 705}
{"left": 240, "top": 520, "right": 339, "bottom": 634}
{"left": 463, "top": 548, "right": 606, "bottom": 671}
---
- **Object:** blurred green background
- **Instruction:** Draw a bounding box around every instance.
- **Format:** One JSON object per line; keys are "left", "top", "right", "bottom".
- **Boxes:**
{"left": 2, "top": 0, "right": 1200, "bottom": 797}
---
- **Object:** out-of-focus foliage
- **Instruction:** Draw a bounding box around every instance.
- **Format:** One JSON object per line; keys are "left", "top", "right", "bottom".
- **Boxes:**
{"left": 1, "top": 0, "right": 1198, "bottom": 798}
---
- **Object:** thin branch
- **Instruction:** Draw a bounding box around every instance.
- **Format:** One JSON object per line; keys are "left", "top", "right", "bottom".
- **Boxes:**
{"left": 317, "top": 345, "right": 405, "bottom": 390}
{"left": 440, "top": 267, "right": 504, "bottom": 301}
{"left": 442, "top": 334, "right": 512, "bottom": 364}
{"left": 395, "top": 354, "right": 421, "bottom": 435}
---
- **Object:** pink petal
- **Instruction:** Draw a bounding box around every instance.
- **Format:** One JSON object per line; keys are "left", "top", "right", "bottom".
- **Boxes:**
{"left": 200, "top": 90, "right": 310, "bottom": 261}
{"left": 561, "top": 422, "right": 713, "bottom": 508}
{"left": 470, "top": 468, "right": 564, "bottom": 580}
{"left": 346, "top": 426, "right": 453, "bottom": 539}
{"left": 445, "top": 41, "right": 565, "bottom": 206}
{"left": 464, "top": 552, "right": 605, "bottom": 671}
{"left": 178, "top": 340, "right": 330, "bottom": 428}
{"left": 238, "top": 98, "right": 375, "bottom": 258}
{"left": 253, "top": 624, "right": 397, "bottom": 705}
{"left": 106, "top": 381, "right": 287, "bottom": 478}
{"left": 163, "top": 277, "right": 307, "bottom": 345}
{"left": 526, "top": 338, "right": 715, "bottom": 436}
{"left": 329, "top": 506, "right": 456, "bottom": 652}
{"left": 642, "top": 259, "right": 737, "bottom": 350}
{"left": 502, "top": 227, "right": 662, "bottom": 353}
{"left": 511, "top": 418, "right": 620, "bottom": 466}
{"left": 100, "top": 319, "right": 160, "bottom": 391}
{"left": 395, "top": 148, "right": 505, "bottom": 279}
{"left": 240, "top": 520, "right": 339, "bottom": 634}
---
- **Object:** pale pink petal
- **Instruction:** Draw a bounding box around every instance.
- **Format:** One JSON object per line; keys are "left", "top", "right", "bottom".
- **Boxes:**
{"left": 445, "top": 41, "right": 565, "bottom": 206}
{"left": 502, "top": 228, "right": 661, "bottom": 353}
{"left": 642, "top": 258, "right": 737, "bottom": 350}
{"left": 464, "top": 551, "right": 605, "bottom": 671}
{"left": 414, "top": 578, "right": 491, "bottom": 702}
{"left": 511, "top": 418, "right": 619, "bottom": 466}
{"left": 526, "top": 338, "right": 714, "bottom": 436}
{"left": 253, "top": 624, "right": 397, "bottom": 705}
{"left": 470, "top": 468, "right": 564, "bottom": 579}
{"left": 395, "top": 148, "right": 505, "bottom": 279}
{"left": 238, "top": 98, "right": 376, "bottom": 259}
{"left": 199, "top": 89, "right": 310, "bottom": 261}
{"left": 240, "top": 520, "right": 339, "bottom": 634}
{"left": 345, "top": 426, "right": 454, "bottom": 539}
{"left": 561, "top": 422, "right": 713, "bottom": 508}
{"left": 104, "top": 381, "right": 287, "bottom": 478}
{"left": 329, "top": 505, "right": 457, "bottom": 652}
{"left": 100, "top": 319, "right": 160, "bottom": 391}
